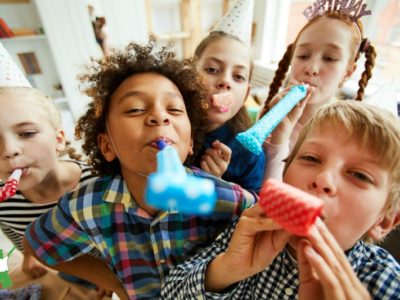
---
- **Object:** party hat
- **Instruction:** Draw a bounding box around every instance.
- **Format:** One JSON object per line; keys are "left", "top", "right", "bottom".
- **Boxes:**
{"left": 0, "top": 42, "right": 31, "bottom": 87}
{"left": 211, "top": 0, "right": 254, "bottom": 45}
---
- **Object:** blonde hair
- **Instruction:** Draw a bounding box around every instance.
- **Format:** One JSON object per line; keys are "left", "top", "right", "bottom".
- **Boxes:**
{"left": 284, "top": 101, "right": 400, "bottom": 240}
{"left": 0, "top": 87, "right": 81, "bottom": 160}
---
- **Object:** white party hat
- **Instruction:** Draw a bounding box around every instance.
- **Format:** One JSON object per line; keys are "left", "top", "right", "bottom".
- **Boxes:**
{"left": 0, "top": 42, "right": 31, "bottom": 87}
{"left": 211, "top": 0, "right": 254, "bottom": 45}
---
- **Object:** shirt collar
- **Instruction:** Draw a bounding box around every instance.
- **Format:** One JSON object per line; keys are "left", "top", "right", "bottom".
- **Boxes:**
{"left": 102, "top": 175, "right": 153, "bottom": 218}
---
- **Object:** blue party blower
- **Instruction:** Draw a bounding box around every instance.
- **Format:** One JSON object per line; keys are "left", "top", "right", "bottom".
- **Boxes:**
{"left": 236, "top": 84, "right": 308, "bottom": 155}
{"left": 145, "top": 140, "right": 217, "bottom": 215}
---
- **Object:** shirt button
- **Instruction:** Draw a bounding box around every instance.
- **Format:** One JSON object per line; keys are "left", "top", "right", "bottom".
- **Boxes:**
{"left": 285, "top": 288, "right": 293, "bottom": 296}
{"left": 160, "top": 259, "right": 166, "bottom": 264}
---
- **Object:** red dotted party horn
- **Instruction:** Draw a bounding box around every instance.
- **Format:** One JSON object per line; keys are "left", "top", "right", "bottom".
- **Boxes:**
{"left": 0, "top": 169, "right": 22, "bottom": 202}
{"left": 259, "top": 178, "right": 323, "bottom": 236}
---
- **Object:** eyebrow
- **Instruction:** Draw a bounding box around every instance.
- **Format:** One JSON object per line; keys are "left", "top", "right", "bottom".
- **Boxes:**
{"left": 15, "top": 122, "right": 37, "bottom": 128}
{"left": 119, "top": 90, "right": 183, "bottom": 102}
{"left": 302, "top": 141, "right": 382, "bottom": 165}
{"left": 204, "top": 57, "right": 248, "bottom": 70}
{"left": 297, "top": 43, "right": 343, "bottom": 51}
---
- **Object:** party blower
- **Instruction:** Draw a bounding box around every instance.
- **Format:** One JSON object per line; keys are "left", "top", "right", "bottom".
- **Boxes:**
{"left": 259, "top": 178, "right": 323, "bottom": 236}
{"left": 0, "top": 169, "right": 22, "bottom": 202}
{"left": 145, "top": 140, "right": 217, "bottom": 215}
{"left": 236, "top": 84, "right": 308, "bottom": 155}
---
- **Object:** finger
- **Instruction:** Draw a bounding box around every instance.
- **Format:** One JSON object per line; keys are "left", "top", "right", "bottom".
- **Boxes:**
{"left": 302, "top": 243, "right": 346, "bottom": 299}
{"left": 200, "top": 158, "right": 211, "bottom": 174}
{"left": 297, "top": 240, "right": 317, "bottom": 284}
{"left": 201, "top": 155, "right": 222, "bottom": 176}
{"left": 242, "top": 203, "right": 271, "bottom": 218}
{"left": 269, "top": 87, "right": 291, "bottom": 108}
{"left": 204, "top": 148, "right": 226, "bottom": 166}
{"left": 308, "top": 220, "right": 360, "bottom": 294}
{"left": 212, "top": 140, "right": 232, "bottom": 162}
{"left": 288, "top": 78, "right": 301, "bottom": 86}
{"left": 236, "top": 214, "right": 284, "bottom": 236}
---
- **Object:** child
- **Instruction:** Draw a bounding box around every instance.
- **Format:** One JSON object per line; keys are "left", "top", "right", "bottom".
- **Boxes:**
{"left": 0, "top": 87, "right": 92, "bottom": 274}
{"left": 0, "top": 44, "right": 103, "bottom": 298}
{"left": 192, "top": 0, "right": 267, "bottom": 192}
{"left": 23, "top": 40, "right": 257, "bottom": 299}
{"left": 161, "top": 100, "right": 400, "bottom": 299}
{"left": 262, "top": 0, "right": 376, "bottom": 181}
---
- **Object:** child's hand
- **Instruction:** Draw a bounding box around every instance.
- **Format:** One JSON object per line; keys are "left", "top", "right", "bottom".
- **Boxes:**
{"left": 297, "top": 219, "right": 371, "bottom": 300}
{"left": 95, "top": 287, "right": 114, "bottom": 299}
{"left": 205, "top": 204, "right": 291, "bottom": 292}
{"left": 22, "top": 253, "right": 48, "bottom": 278}
{"left": 200, "top": 140, "right": 232, "bottom": 177}
{"left": 267, "top": 82, "right": 314, "bottom": 145}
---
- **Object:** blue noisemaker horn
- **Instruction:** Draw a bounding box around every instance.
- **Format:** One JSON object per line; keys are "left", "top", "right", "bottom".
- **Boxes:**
{"left": 236, "top": 84, "right": 308, "bottom": 155}
{"left": 145, "top": 140, "right": 217, "bottom": 215}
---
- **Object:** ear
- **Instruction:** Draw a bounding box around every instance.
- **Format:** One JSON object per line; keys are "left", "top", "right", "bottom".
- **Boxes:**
{"left": 55, "top": 129, "right": 66, "bottom": 152}
{"left": 188, "top": 138, "right": 194, "bottom": 156}
{"left": 98, "top": 133, "right": 117, "bottom": 162}
{"left": 367, "top": 212, "right": 400, "bottom": 241}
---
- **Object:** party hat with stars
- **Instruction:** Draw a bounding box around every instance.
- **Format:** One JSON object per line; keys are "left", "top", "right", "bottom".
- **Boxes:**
{"left": 211, "top": 0, "right": 254, "bottom": 45}
{"left": 0, "top": 42, "right": 31, "bottom": 87}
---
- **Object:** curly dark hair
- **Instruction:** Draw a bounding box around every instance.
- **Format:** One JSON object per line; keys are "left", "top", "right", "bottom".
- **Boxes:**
{"left": 75, "top": 39, "right": 208, "bottom": 176}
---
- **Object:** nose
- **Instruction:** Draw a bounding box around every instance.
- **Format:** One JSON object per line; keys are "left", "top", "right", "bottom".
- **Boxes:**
{"left": 1, "top": 139, "right": 22, "bottom": 160}
{"left": 216, "top": 73, "right": 231, "bottom": 90}
{"left": 305, "top": 59, "right": 320, "bottom": 76}
{"left": 309, "top": 169, "right": 337, "bottom": 196}
{"left": 146, "top": 109, "right": 171, "bottom": 126}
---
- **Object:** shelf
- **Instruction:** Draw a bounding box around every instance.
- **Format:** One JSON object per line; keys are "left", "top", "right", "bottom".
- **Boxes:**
{"left": 0, "top": 34, "right": 46, "bottom": 42}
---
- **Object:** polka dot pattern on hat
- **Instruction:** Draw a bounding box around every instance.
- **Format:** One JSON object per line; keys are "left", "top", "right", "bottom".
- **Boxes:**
{"left": 211, "top": 0, "right": 254, "bottom": 45}
{"left": 0, "top": 42, "right": 31, "bottom": 87}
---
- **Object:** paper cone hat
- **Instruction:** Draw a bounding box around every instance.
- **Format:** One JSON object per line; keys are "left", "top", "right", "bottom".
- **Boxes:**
{"left": 0, "top": 42, "right": 31, "bottom": 87}
{"left": 212, "top": 0, "right": 254, "bottom": 45}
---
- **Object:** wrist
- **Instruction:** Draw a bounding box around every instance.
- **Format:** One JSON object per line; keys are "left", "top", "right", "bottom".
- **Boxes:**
{"left": 205, "top": 253, "right": 245, "bottom": 293}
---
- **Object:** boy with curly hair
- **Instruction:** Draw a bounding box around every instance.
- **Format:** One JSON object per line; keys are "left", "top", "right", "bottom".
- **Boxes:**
{"left": 23, "top": 40, "right": 257, "bottom": 299}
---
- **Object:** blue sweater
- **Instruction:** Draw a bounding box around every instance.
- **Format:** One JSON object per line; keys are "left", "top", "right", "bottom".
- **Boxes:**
{"left": 199, "top": 124, "right": 265, "bottom": 193}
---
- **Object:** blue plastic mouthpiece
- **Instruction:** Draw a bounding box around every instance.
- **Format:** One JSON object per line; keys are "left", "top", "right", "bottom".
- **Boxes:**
{"left": 236, "top": 84, "right": 308, "bottom": 155}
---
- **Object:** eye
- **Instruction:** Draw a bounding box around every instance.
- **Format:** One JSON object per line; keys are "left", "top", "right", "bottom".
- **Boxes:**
{"left": 19, "top": 131, "right": 37, "bottom": 138}
{"left": 348, "top": 171, "right": 374, "bottom": 184}
{"left": 234, "top": 74, "right": 247, "bottom": 82}
{"left": 296, "top": 54, "right": 309, "bottom": 60}
{"left": 323, "top": 56, "right": 339, "bottom": 62}
{"left": 299, "top": 155, "right": 320, "bottom": 163}
{"left": 168, "top": 107, "right": 185, "bottom": 115}
{"left": 125, "top": 108, "right": 145, "bottom": 114}
{"left": 204, "top": 67, "right": 219, "bottom": 75}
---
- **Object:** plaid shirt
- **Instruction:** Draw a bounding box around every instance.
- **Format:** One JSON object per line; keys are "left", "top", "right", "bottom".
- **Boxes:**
{"left": 161, "top": 220, "right": 400, "bottom": 300}
{"left": 26, "top": 168, "right": 256, "bottom": 300}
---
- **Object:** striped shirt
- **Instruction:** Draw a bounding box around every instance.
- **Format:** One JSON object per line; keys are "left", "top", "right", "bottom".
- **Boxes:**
{"left": 25, "top": 168, "right": 257, "bottom": 300}
{"left": 161, "top": 220, "right": 400, "bottom": 300}
{"left": 0, "top": 161, "right": 93, "bottom": 251}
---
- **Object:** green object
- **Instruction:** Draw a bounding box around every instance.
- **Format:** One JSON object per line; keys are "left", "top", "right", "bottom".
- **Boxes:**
{"left": 246, "top": 106, "right": 260, "bottom": 124}
{"left": 0, "top": 246, "right": 16, "bottom": 288}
